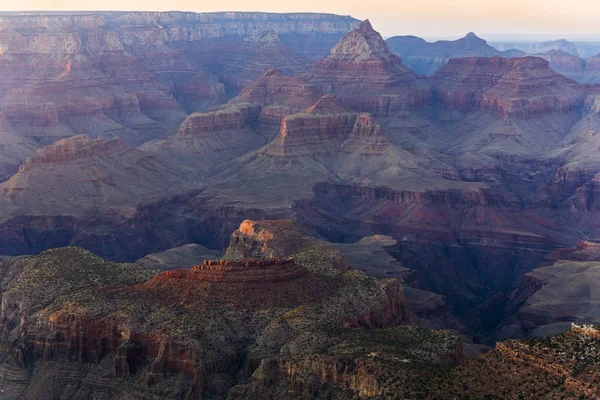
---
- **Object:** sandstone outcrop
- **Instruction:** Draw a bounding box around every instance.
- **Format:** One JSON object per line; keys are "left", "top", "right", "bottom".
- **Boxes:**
{"left": 303, "top": 20, "right": 430, "bottom": 116}
{"left": 224, "top": 219, "right": 321, "bottom": 260}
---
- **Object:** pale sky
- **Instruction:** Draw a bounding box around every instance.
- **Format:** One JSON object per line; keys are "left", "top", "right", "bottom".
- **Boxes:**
{"left": 3, "top": 0, "right": 600, "bottom": 38}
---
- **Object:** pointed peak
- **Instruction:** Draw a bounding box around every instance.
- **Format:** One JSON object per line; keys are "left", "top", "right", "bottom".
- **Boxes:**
{"left": 358, "top": 19, "right": 374, "bottom": 33}
{"left": 462, "top": 32, "right": 487, "bottom": 43}
{"left": 330, "top": 19, "right": 390, "bottom": 58}
{"left": 304, "top": 94, "right": 351, "bottom": 114}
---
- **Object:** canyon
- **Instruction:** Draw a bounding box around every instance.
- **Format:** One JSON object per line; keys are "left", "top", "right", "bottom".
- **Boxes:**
{"left": 0, "top": 10, "right": 600, "bottom": 399}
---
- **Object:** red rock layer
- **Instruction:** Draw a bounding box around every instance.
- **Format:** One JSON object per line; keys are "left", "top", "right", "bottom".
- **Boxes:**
{"left": 177, "top": 104, "right": 261, "bottom": 137}
{"left": 432, "top": 56, "right": 583, "bottom": 117}
{"left": 157, "top": 258, "right": 308, "bottom": 283}
{"left": 303, "top": 20, "right": 430, "bottom": 116}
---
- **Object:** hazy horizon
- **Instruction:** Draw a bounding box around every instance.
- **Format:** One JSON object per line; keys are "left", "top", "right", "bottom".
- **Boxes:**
{"left": 2, "top": 0, "right": 600, "bottom": 39}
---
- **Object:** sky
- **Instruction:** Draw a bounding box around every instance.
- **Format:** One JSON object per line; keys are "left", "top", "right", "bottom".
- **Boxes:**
{"left": 3, "top": 0, "right": 600, "bottom": 39}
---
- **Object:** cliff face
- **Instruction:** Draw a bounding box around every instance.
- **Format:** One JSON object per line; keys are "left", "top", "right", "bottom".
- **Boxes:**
{"left": 303, "top": 20, "right": 431, "bottom": 116}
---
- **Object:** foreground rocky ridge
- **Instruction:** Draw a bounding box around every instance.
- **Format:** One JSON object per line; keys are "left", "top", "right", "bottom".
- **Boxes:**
{"left": 1, "top": 243, "right": 597, "bottom": 398}
{"left": 0, "top": 228, "right": 415, "bottom": 398}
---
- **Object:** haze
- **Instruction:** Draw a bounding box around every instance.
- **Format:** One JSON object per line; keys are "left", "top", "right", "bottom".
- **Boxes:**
{"left": 3, "top": 0, "right": 600, "bottom": 38}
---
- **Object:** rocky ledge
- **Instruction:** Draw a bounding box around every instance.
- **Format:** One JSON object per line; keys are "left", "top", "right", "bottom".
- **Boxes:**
{"left": 157, "top": 258, "right": 308, "bottom": 284}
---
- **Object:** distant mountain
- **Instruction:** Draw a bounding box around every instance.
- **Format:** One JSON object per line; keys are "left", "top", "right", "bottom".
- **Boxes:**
{"left": 491, "top": 38, "right": 580, "bottom": 56}
{"left": 386, "top": 32, "right": 521, "bottom": 75}
{"left": 535, "top": 50, "right": 600, "bottom": 85}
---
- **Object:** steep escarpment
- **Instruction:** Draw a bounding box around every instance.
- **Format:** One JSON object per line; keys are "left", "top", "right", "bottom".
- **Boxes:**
{"left": 303, "top": 20, "right": 430, "bottom": 116}
{"left": 228, "top": 69, "right": 324, "bottom": 136}
{"left": 224, "top": 219, "right": 322, "bottom": 260}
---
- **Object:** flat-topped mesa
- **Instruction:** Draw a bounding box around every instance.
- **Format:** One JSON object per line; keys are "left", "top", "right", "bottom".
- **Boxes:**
{"left": 303, "top": 20, "right": 431, "bottom": 116}
{"left": 176, "top": 103, "right": 261, "bottom": 137}
{"left": 20, "top": 135, "right": 128, "bottom": 170}
{"left": 229, "top": 69, "right": 323, "bottom": 109}
{"left": 266, "top": 112, "right": 356, "bottom": 157}
{"left": 432, "top": 56, "right": 584, "bottom": 117}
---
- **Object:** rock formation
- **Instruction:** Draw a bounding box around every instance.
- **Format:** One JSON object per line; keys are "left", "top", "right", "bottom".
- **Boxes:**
{"left": 431, "top": 56, "right": 584, "bottom": 158}
{"left": 141, "top": 103, "right": 266, "bottom": 169}
{"left": 303, "top": 20, "right": 430, "bottom": 116}
{"left": 224, "top": 219, "right": 322, "bottom": 260}
{"left": 0, "top": 135, "right": 191, "bottom": 218}
{"left": 0, "top": 239, "right": 411, "bottom": 398}
{"left": 432, "top": 56, "right": 583, "bottom": 117}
